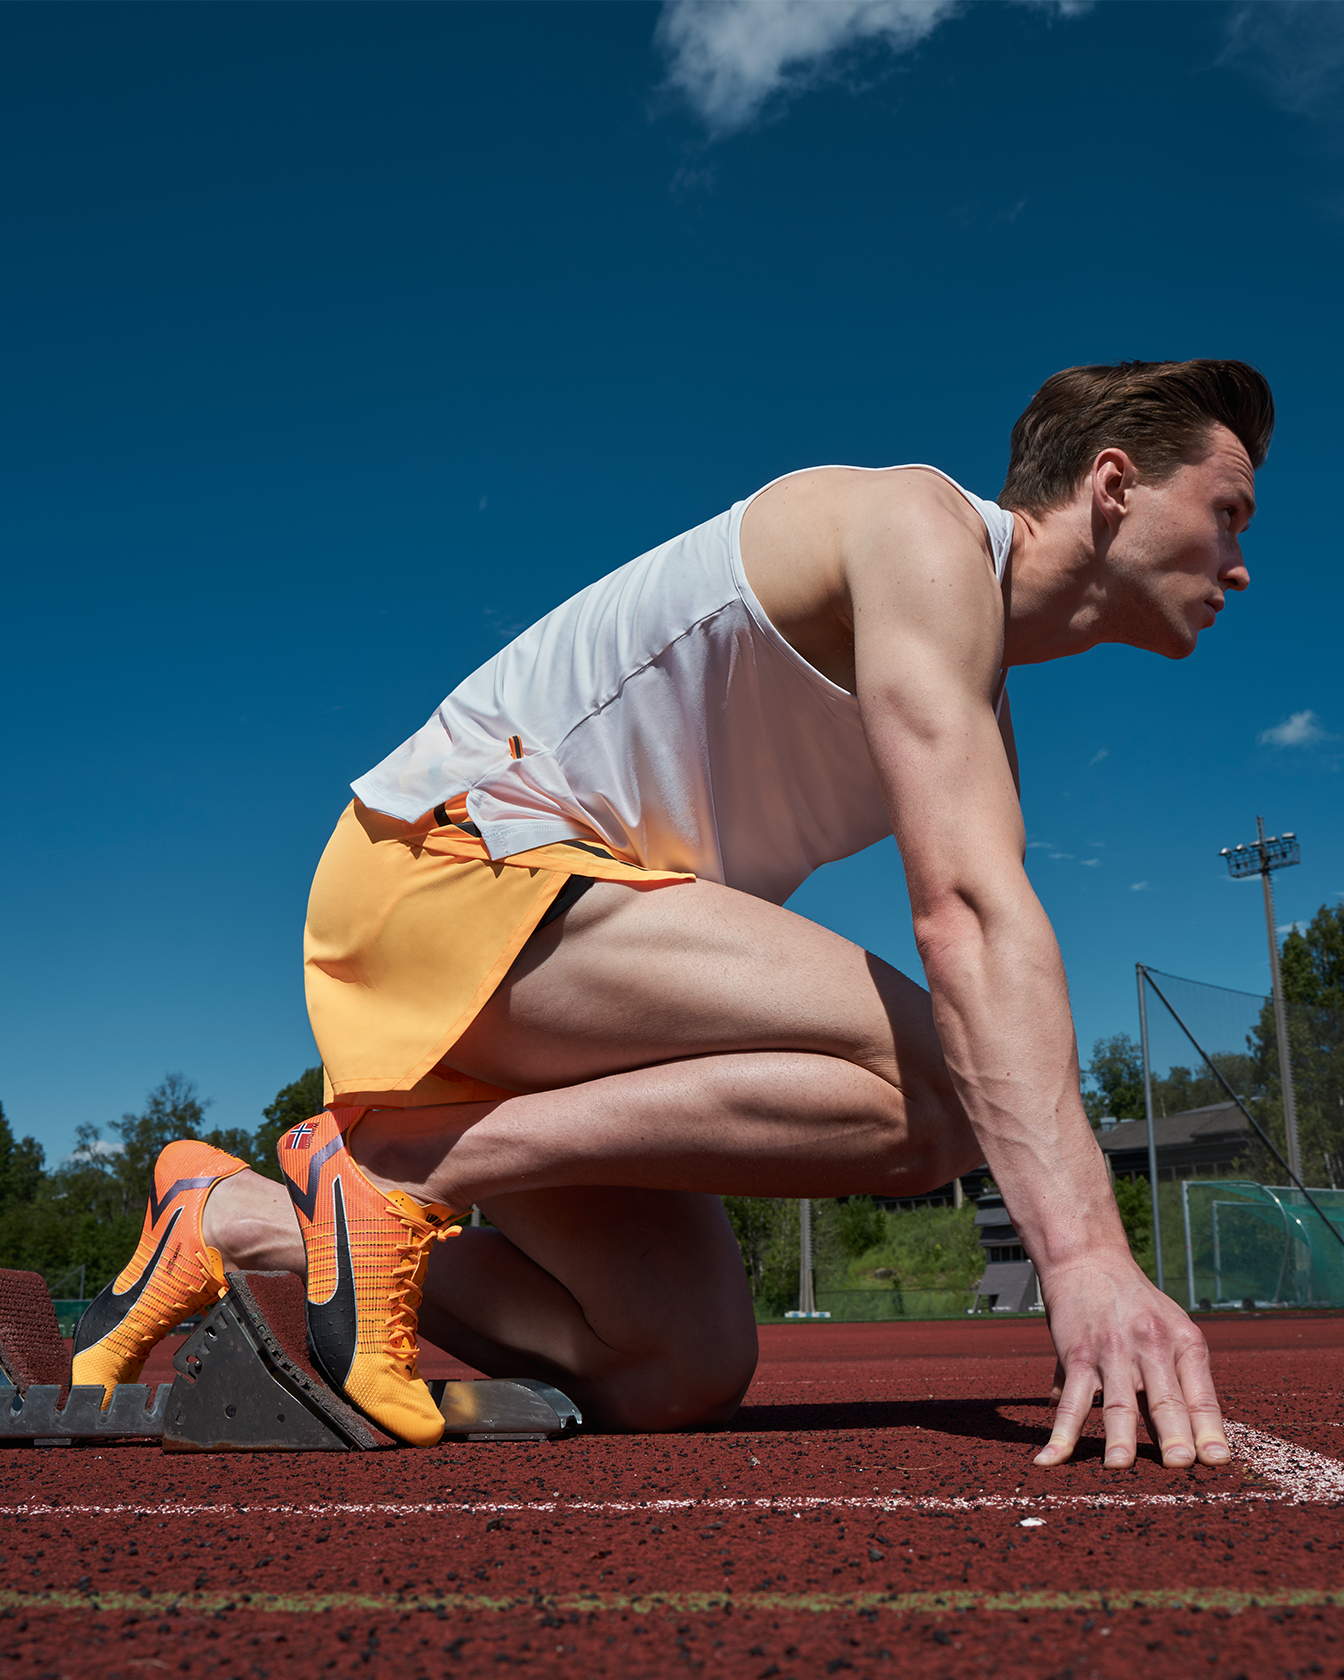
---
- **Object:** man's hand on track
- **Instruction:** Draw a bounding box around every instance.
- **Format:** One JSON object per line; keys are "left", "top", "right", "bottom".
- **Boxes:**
{"left": 1032, "top": 1255, "right": 1230, "bottom": 1471}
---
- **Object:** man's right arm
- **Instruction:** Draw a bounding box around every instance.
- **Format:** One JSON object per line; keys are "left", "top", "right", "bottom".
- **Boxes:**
{"left": 844, "top": 485, "right": 1227, "bottom": 1471}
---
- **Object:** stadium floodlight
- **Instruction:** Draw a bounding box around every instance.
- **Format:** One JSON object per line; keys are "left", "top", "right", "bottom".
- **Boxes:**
{"left": 1219, "top": 815, "right": 1302, "bottom": 1184}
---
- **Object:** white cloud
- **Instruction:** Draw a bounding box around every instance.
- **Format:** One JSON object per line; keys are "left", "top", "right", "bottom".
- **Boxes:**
{"left": 1130, "top": 881, "right": 1150, "bottom": 892}
{"left": 1049, "top": 852, "right": 1074, "bottom": 860}
{"left": 1088, "top": 748, "right": 1108, "bottom": 766}
{"left": 1277, "top": 920, "right": 1309, "bottom": 936}
{"left": 1222, "top": 2, "right": 1344, "bottom": 118}
{"left": 1081, "top": 857, "right": 1102, "bottom": 868}
{"left": 1259, "top": 709, "right": 1329, "bottom": 748}
{"left": 62, "top": 1138, "right": 123, "bottom": 1166}
{"left": 657, "top": 0, "right": 1089, "bottom": 136}
{"left": 1026, "top": 840, "right": 1053, "bottom": 849}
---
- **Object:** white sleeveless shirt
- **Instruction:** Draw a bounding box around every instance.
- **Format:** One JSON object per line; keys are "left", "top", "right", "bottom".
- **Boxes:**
{"left": 352, "top": 466, "right": 1013, "bottom": 906}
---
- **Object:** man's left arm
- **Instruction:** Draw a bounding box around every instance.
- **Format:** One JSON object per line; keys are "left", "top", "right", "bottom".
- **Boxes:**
{"left": 843, "top": 489, "right": 1226, "bottom": 1471}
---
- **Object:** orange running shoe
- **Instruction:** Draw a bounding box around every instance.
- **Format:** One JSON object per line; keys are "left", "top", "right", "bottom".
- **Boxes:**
{"left": 72, "top": 1139, "right": 248, "bottom": 1403}
{"left": 278, "top": 1107, "right": 461, "bottom": 1447}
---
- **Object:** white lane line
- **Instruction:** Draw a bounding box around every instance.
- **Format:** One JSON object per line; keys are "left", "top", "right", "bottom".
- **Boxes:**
{"left": 4, "top": 1423, "right": 1337, "bottom": 1520}
{"left": 1223, "top": 1420, "right": 1344, "bottom": 1503}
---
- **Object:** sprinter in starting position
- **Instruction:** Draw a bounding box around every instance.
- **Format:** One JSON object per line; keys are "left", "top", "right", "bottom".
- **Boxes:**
{"left": 74, "top": 359, "right": 1270, "bottom": 1466}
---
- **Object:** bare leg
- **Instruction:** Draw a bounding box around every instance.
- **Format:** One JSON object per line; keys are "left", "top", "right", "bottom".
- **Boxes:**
{"left": 348, "top": 1047, "right": 976, "bottom": 1212}
{"left": 348, "top": 875, "right": 979, "bottom": 1208}
{"left": 202, "top": 875, "right": 973, "bottom": 1429}
{"left": 203, "top": 1171, "right": 303, "bottom": 1274}
{"left": 201, "top": 1172, "right": 755, "bottom": 1431}
{"left": 419, "top": 1186, "right": 756, "bottom": 1430}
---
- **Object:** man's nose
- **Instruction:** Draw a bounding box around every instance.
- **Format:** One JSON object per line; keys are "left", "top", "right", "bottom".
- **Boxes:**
{"left": 1223, "top": 549, "right": 1250, "bottom": 593}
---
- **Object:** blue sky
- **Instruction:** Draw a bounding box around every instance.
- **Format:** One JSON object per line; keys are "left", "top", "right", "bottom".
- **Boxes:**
{"left": 3, "top": 1, "right": 1342, "bottom": 1164}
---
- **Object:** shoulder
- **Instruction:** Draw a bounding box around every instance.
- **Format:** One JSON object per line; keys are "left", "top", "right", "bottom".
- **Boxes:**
{"left": 843, "top": 469, "right": 1007, "bottom": 697}
{"left": 746, "top": 462, "right": 994, "bottom": 572}
{"left": 839, "top": 468, "right": 1003, "bottom": 625}
{"left": 842, "top": 467, "right": 997, "bottom": 567}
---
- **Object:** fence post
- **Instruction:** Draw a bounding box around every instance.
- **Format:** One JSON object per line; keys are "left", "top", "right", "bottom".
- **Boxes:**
{"left": 1137, "top": 964, "right": 1165, "bottom": 1293}
{"left": 798, "top": 1199, "right": 815, "bottom": 1314}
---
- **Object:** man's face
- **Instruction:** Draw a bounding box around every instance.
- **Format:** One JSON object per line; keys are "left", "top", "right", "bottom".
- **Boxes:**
{"left": 1108, "top": 423, "right": 1256, "bottom": 659}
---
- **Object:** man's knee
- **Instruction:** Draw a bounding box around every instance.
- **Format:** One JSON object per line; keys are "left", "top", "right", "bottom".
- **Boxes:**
{"left": 592, "top": 1328, "right": 758, "bottom": 1433}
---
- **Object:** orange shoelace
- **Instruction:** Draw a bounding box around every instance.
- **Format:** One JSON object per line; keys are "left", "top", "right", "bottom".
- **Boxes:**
{"left": 382, "top": 1210, "right": 451, "bottom": 1364}
{"left": 122, "top": 1252, "right": 225, "bottom": 1354}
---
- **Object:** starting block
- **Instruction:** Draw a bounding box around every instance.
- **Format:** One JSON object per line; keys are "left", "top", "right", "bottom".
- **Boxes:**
{"left": 0, "top": 1268, "right": 171, "bottom": 1444}
{"left": 0, "top": 1267, "right": 581, "bottom": 1451}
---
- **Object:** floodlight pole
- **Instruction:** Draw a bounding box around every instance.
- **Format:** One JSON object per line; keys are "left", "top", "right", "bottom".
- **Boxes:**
{"left": 1219, "top": 818, "right": 1302, "bottom": 1185}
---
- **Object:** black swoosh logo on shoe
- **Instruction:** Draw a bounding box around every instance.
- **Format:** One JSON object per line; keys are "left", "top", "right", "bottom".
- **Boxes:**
{"left": 71, "top": 1209, "right": 182, "bottom": 1355}
{"left": 305, "top": 1175, "right": 358, "bottom": 1390}
{"left": 279, "top": 1135, "right": 345, "bottom": 1223}
{"left": 147, "top": 1176, "right": 218, "bottom": 1227}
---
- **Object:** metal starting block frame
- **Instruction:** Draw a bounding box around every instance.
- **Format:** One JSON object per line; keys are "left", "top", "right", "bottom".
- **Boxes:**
{"left": 0, "top": 1267, "right": 581, "bottom": 1451}
{"left": 0, "top": 1381, "right": 171, "bottom": 1444}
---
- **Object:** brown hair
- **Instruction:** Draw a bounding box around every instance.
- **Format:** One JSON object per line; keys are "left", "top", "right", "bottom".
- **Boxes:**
{"left": 999, "top": 359, "right": 1274, "bottom": 517}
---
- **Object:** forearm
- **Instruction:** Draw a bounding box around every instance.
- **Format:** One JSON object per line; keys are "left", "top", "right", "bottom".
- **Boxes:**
{"left": 917, "top": 886, "right": 1129, "bottom": 1276}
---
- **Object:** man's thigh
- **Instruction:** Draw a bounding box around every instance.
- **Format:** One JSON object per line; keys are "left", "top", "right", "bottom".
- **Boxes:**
{"left": 417, "top": 1184, "right": 757, "bottom": 1430}
{"left": 449, "top": 875, "right": 948, "bottom": 1099}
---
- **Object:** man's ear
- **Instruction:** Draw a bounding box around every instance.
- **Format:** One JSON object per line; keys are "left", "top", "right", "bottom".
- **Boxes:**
{"left": 1090, "top": 448, "right": 1139, "bottom": 537}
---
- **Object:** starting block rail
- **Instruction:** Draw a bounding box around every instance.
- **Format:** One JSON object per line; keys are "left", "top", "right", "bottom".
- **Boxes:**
{"left": 0, "top": 1267, "right": 581, "bottom": 1451}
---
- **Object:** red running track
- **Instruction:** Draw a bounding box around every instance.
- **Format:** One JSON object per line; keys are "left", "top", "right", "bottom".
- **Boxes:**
{"left": 1, "top": 1312, "right": 1342, "bottom": 1678}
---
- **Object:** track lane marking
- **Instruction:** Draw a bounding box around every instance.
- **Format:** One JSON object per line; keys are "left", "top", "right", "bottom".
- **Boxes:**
{"left": 1223, "top": 1420, "right": 1344, "bottom": 1500}
{"left": 3, "top": 1422, "right": 1336, "bottom": 1517}
{"left": 0, "top": 1586, "right": 1339, "bottom": 1618}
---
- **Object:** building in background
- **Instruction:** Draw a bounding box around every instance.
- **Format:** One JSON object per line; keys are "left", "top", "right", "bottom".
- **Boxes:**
{"left": 1097, "top": 1102, "right": 1250, "bottom": 1183}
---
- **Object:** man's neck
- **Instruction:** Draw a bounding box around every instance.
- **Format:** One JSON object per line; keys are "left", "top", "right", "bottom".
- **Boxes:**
{"left": 1001, "top": 497, "right": 1110, "bottom": 667}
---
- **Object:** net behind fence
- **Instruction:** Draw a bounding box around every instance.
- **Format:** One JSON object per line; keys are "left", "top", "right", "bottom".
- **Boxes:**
{"left": 1179, "top": 1181, "right": 1344, "bottom": 1308}
{"left": 1142, "top": 967, "right": 1344, "bottom": 1190}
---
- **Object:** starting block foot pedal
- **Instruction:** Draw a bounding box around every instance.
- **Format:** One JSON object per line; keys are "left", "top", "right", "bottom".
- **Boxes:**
{"left": 163, "top": 1270, "right": 582, "bottom": 1450}
{"left": 432, "top": 1377, "right": 581, "bottom": 1440}
{"left": 163, "top": 1271, "right": 395, "bottom": 1452}
{"left": 0, "top": 1268, "right": 71, "bottom": 1400}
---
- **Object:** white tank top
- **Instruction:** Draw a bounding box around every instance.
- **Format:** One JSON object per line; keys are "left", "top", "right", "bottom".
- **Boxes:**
{"left": 352, "top": 465, "right": 1013, "bottom": 906}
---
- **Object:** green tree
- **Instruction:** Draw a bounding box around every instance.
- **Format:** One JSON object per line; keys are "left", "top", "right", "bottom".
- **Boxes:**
{"left": 722, "top": 1196, "right": 785, "bottom": 1298}
{"left": 833, "top": 1196, "right": 884, "bottom": 1258}
{"left": 1281, "top": 904, "right": 1344, "bottom": 1009}
{"left": 1082, "top": 1034, "right": 1146, "bottom": 1122}
{"left": 1113, "top": 1177, "right": 1154, "bottom": 1273}
{"left": 0, "top": 1103, "right": 45, "bottom": 1207}
{"left": 1150, "top": 1051, "right": 1257, "bottom": 1118}
{"left": 1238, "top": 904, "right": 1344, "bottom": 1187}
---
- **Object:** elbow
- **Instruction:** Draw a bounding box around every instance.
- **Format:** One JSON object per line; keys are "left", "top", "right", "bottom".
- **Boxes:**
{"left": 912, "top": 896, "right": 991, "bottom": 980}
{"left": 911, "top": 874, "right": 1044, "bottom": 988}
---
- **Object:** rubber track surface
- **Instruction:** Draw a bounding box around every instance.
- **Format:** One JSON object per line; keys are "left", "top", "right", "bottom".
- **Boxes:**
{"left": 2, "top": 1314, "right": 1342, "bottom": 1678}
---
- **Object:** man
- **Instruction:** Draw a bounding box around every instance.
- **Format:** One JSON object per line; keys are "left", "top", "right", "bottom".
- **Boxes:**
{"left": 75, "top": 359, "right": 1270, "bottom": 1466}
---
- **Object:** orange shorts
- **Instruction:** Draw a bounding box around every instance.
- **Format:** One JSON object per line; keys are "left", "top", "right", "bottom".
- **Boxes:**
{"left": 304, "top": 798, "right": 692, "bottom": 1110}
